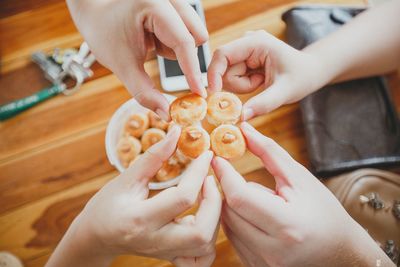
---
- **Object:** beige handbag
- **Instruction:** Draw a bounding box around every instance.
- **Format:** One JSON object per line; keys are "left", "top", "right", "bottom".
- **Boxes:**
{"left": 325, "top": 168, "right": 400, "bottom": 265}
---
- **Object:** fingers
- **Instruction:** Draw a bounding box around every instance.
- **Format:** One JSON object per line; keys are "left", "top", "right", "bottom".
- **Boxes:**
{"left": 247, "top": 181, "right": 276, "bottom": 195}
{"left": 124, "top": 67, "right": 171, "bottom": 121}
{"left": 240, "top": 122, "right": 308, "bottom": 189}
{"left": 212, "top": 156, "right": 287, "bottom": 232}
{"left": 169, "top": 0, "right": 208, "bottom": 98}
{"left": 175, "top": 44, "right": 206, "bottom": 97}
{"left": 223, "top": 62, "right": 265, "bottom": 94}
{"left": 221, "top": 221, "right": 261, "bottom": 267}
{"left": 173, "top": 219, "right": 217, "bottom": 267}
{"left": 170, "top": 0, "right": 209, "bottom": 46}
{"left": 173, "top": 252, "right": 216, "bottom": 267}
{"left": 124, "top": 125, "right": 181, "bottom": 187}
{"left": 207, "top": 35, "right": 268, "bottom": 93}
{"left": 211, "top": 156, "right": 246, "bottom": 197}
{"left": 150, "top": 173, "right": 221, "bottom": 254}
{"left": 142, "top": 151, "right": 213, "bottom": 228}
{"left": 154, "top": 38, "right": 176, "bottom": 60}
{"left": 194, "top": 176, "right": 222, "bottom": 243}
{"left": 151, "top": 3, "right": 206, "bottom": 97}
{"left": 222, "top": 204, "right": 274, "bottom": 256}
{"left": 241, "top": 79, "right": 288, "bottom": 121}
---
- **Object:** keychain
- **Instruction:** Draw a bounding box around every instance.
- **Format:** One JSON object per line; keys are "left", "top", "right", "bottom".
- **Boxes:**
{"left": 0, "top": 42, "right": 95, "bottom": 121}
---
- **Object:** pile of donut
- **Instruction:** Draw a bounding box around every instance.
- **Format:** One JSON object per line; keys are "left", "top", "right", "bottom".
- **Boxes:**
{"left": 117, "top": 91, "right": 246, "bottom": 182}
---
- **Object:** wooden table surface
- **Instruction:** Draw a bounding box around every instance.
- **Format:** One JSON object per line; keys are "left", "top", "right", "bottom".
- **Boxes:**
{"left": 1, "top": 0, "right": 400, "bottom": 266}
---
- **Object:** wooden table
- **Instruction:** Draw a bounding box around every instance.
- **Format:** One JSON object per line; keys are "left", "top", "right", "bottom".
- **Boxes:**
{"left": 1, "top": 0, "right": 399, "bottom": 266}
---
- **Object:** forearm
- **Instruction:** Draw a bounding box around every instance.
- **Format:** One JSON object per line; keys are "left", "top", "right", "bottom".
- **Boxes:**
{"left": 304, "top": 0, "right": 400, "bottom": 88}
{"left": 46, "top": 214, "right": 114, "bottom": 267}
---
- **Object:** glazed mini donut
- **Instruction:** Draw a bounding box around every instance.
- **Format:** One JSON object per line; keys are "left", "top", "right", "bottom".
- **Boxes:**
{"left": 210, "top": 124, "right": 246, "bottom": 159}
{"left": 117, "top": 136, "right": 142, "bottom": 168}
{"left": 170, "top": 93, "right": 207, "bottom": 126}
{"left": 141, "top": 128, "right": 166, "bottom": 151}
{"left": 206, "top": 92, "right": 242, "bottom": 126}
{"left": 178, "top": 126, "right": 210, "bottom": 159}
{"left": 148, "top": 111, "right": 169, "bottom": 131}
{"left": 125, "top": 113, "right": 149, "bottom": 138}
{"left": 174, "top": 149, "right": 191, "bottom": 165}
{"left": 155, "top": 155, "right": 183, "bottom": 182}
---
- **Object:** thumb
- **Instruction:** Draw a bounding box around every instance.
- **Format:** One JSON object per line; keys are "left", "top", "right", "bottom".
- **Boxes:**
{"left": 123, "top": 66, "right": 171, "bottom": 121}
{"left": 241, "top": 80, "right": 290, "bottom": 121}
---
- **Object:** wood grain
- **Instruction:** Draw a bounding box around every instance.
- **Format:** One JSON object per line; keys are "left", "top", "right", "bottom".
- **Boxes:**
{"left": 3, "top": 0, "right": 399, "bottom": 267}
{"left": 0, "top": 126, "right": 113, "bottom": 213}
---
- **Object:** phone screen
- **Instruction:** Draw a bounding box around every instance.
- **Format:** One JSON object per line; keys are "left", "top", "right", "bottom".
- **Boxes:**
{"left": 164, "top": 4, "right": 208, "bottom": 78}
{"left": 164, "top": 46, "right": 207, "bottom": 77}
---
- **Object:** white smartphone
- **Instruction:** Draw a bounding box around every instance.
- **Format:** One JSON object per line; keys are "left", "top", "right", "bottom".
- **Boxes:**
{"left": 157, "top": 0, "right": 211, "bottom": 92}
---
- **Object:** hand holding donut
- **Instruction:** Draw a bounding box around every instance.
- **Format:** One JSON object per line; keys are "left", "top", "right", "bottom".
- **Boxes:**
{"left": 212, "top": 122, "right": 392, "bottom": 267}
{"left": 207, "top": 30, "right": 325, "bottom": 120}
{"left": 67, "top": 0, "right": 208, "bottom": 121}
{"left": 46, "top": 125, "right": 221, "bottom": 267}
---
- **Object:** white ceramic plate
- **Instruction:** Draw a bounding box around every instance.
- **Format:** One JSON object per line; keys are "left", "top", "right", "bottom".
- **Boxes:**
{"left": 105, "top": 94, "right": 180, "bottom": 190}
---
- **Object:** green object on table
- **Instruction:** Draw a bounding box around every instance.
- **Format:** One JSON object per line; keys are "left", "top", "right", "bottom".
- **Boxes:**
{"left": 0, "top": 84, "right": 64, "bottom": 121}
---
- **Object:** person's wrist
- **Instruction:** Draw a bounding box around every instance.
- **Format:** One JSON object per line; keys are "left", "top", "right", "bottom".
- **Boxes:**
{"left": 46, "top": 211, "right": 115, "bottom": 267}
{"left": 300, "top": 50, "right": 333, "bottom": 94}
{"left": 65, "top": 213, "right": 116, "bottom": 265}
{"left": 342, "top": 219, "right": 394, "bottom": 267}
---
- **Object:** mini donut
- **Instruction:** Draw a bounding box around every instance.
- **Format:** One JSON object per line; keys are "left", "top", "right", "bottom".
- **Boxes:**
{"left": 155, "top": 155, "right": 183, "bottom": 182}
{"left": 170, "top": 93, "right": 207, "bottom": 126}
{"left": 125, "top": 113, "right": 149, "bottom": 138}
{"left": 178, "top": 126, "right": 210, "bottom": 159}
{"left": 148, "top": 111, "right": 169, "bottom": 131}
{"left": 206, "top": 92, "right": 242, "bottom": 126}
{"left": 117, "top": 136, "right": 142, "bottom": 168}
{"left": 210, "top": 124, "right": 246, "bottom": 159}
{"left": 141, "top": 128, "right": 166, "bottom": 151}
{"left": 174, "top": 149, "right": 192, "bottom": 165}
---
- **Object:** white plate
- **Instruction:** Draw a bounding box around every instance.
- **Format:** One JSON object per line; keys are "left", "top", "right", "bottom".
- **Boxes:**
{"left": 105, "top": 94, "right": 180, "bottom": 190}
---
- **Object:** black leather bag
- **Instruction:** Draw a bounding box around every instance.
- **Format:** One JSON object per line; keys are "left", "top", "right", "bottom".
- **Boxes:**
{"left": 282, "top": 6, "right": 400, "bottom": 177}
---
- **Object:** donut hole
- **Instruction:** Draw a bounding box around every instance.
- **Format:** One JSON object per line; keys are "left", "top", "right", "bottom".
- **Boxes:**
{"left": 206, "top": 92, "right": 242, "bottom": 126}
{"left": 170, "top": 93, "right": 207, "bottom": 126}
{"left": 211, "top": 124, "right": 246, "bottom": 159}
{"left": 222, "top": 132, "right": 236, "bottom": 144}
{"left": 117, "top": 136, "right": 142, "bottom": 167}
{"left": 219, "top": 99, "right": 231, "bottom": 109}
{"left": 125, "top": 113, "right": 150, "bottom": 138}
{"left": 141, "top": 128, "right": 166, "bottom": 152}
{"left": 178, "top": 126, "right": 210, "bottom": 159}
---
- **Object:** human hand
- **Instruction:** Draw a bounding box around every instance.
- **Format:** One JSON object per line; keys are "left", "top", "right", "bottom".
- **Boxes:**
{"left": 212, "top": 122, "right": 393, "bottom": 267}
{"left": 66, "top": 0, "right": 208, "bottom": 120}
{"left": 46, "top": 125, "right": 221, "bottom": 267}
{"left": 207, "top": 30, "right": 327, "bottom": 120}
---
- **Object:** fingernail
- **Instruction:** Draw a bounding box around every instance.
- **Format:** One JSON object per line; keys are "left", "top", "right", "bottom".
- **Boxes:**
{"left": 200, "top": 78, "right": 208, "bottom": 97}
{"left": 196, "top": 83, "right": 207, "bottom": 98}
{"left": 207, "top": 175, "right": 216, "bottom": 185}
{"left": 167, "top": 124, "right": 180, "bottom": 137}
{"left": 211, "top": 156, "right": 221, "bottom": 167}
{"left": 240, "top": 121, "right": 254, "bottom": 132}
{"left": 241, "top": 108, "right": 254, "bottom": 121}
{"left": 156, "top": 108, "right": 169, "bottom": 121}
{"left": 201, "top": 88, "right": 208, "bottom": 98}
{"left": 204, "top": 150, "right": 213, "bottom": 159}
